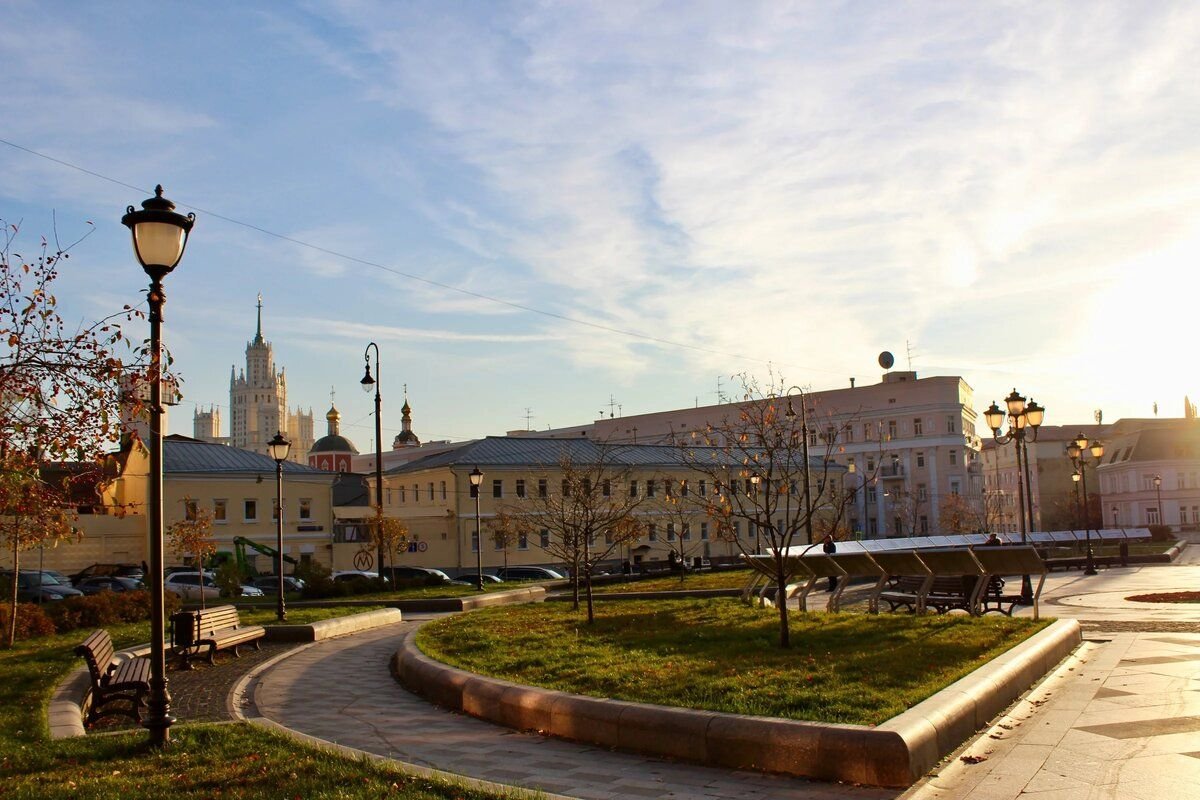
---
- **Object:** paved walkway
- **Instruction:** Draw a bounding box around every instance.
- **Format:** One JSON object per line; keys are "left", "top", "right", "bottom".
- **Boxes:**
{"left": 241, "top": 549, "right": 1199, "bottom": 800}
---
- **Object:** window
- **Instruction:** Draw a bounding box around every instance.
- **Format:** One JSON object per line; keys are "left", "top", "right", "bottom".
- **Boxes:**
{"left": 516, "top": 479, "right": 526, "bottom": 498}
{"left": 867, "top": 486, "right": 877, "bottom": 502}
{"left": 864, "top": 423, "right": 873, "bottom": 440}
{"left": 917, "top": 484, "right": 927, "bottom": 502}
{"left": 920, "top": 515, "right": 929, "bottom": 534}
{"left": 648, "top": 524, "right": 658, "bottom": 542}
{"left": 213, "top": 499, "right": 227, "bottom": 523}
{"left": 732, "top": 521, "right": 741, "bottom": 537}
{"left": 665, "top": 480, "right": 674, "bottom": 498}
{"left": 539, "top": 529, "right": 550, "bottom": 548}
{"left": 629, "top": 480, "right": 639, "bottom": 497}
{"left": 947, "top": 415, "right": 956, "bottom": 433}
{"left": 916, "top": 452, "right": 925, "bottom": 468}
{"left": 950, "top": 480, "right": 961, "bottom": 496}
{"left": 825, "top": 425, "right": 836, "bottom": 443}
{"left": 647, "top": 480, "right": 656, "bottom": 497}
{"left": 538, "top": 478, "right": 548, "bottom": 498}
{"left": 602, "top": 480, "right": 611, "bottom": 497}
{"left": 518, "top": 533, "right": 528, "bottom": 550}
{"left": 887, "top": 420, "right": 897, "bottom": 440}
{"left": 1178, "top": 474, "right": 1186, "bottom": 490}
{"left": 427, "top": 482, "right": 434, "bottom": 500}
{"left": 244, "top": 499, "right": 257, "bottom": 522}
{"left": 913, "top": 418, "right": 923, "bottom": 437}
{"left": 471, "top": 531, "right": 479, "bottom": 552}
{"left": 698, "top": 480, "right": 707, "bottom": 497}
{"left": 808, "top": 431, "right": 818, "bottom": 446}
{"left": 399, "top": 486, "right": 406, "bottom": 503}
{"left": 667, "top": 523, "right": 676, "bottom": 541}
{"left": 1148, "top": 507, "right": 1160, "bottom": 525}
{"left": 561, "top": 479, "right": 570, "bottom": 497}
{"left": 682, "top": 523, "right": 691, "bottom": 541}
{"left": 894, "top": 517, "right": 903, "bottom": 536}
{"left": 1142, "top": 474, "right": 1157, "bottom": 491}
{"left": 386, "top": 488, "right": 393, "bottom": 505}
{"left": 184, "top": 499, "right": 198, "bottom": 521}
{"left": 680, "top": 480, "right": 688, "bottom": 497}
{"left": 1192, "top": 506, "right": 1200, "bottom": 525}
{"left": 299, "top": 498, "right": 312, "bottom": 520}
{"left": 272, "top": 498, "right": 280, "bottom": 521}
{"left": 494, "top": 535, "right": 503, "bottom": 550}
{"left": 949, "top": 449, "right": 958, "bottom": 466}
{"left": 700, "top": 522, "right": 709, "bottom": 540}
{"left": 867, "top": 458, "right": 875, "bottom": 472}
{"left": 412, "top": 484, "right": 418, "bottom": 503}
{"left": 440, "top": 481, "right": 447, "bottom": 500}
{"left": 492, "top": 479, "right": 503, "bottom": 498}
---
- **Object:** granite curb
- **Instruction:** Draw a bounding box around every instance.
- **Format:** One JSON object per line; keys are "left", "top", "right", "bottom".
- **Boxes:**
{"left": 265, "top": 608, "right": 403, "bottom": 642}
{"left": 236, "top": 585, "right": 546, "bottom": 613}
{"left": 392, "top": 619, "right": 1082, "bottom": 788}
{"left": 546, "top": 588, "right": 740, "bottom": 601}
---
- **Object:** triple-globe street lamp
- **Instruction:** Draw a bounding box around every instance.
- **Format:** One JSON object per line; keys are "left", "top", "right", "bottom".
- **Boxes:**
{"left": 984, "top": 389, "right": 1045, "bottom": 604}
{"left": 1066, "top": 433, "right": 1104, "bottom": 576}
{"left": 469, "top": 466, "right": 485, "bottom": 590}
{"left": 268, "top": 432, "right": 291, "bottom": 620}
{"left": 121, "top": 185, "right": 195, "bottom": 746}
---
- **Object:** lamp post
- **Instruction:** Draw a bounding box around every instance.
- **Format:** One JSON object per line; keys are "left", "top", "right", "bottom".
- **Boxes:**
{"left": 784, "top": 388, "right": 815, "bottom": 544}
{"left": 1066, "top": 433, "right": 1104, "bottom": 576}
{"left": 984, "top": 389, "right": 1045, "bottom": 604}
{"left": 121, "top": 185, "right": 194, "bottom": 746}
{"left": 1153, "top": 474, "right": 1163, "bottom": 529}
{"left": 360, "top": 344, "right": 384, "bottom": 578}
{"left": 469, "top": 467, "right": 484, "bottom": 590}
{"left": 1113, "top": 505, "right": 1120, "bottom": 528}
{"left": 749, "top": 474, "right": 763, "bottom": 554}
{"left": 268, "top": 432, "right": 291, "bottom": 621}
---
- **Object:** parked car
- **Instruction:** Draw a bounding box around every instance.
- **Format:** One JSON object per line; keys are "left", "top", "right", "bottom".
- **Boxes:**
{"left": 75, "top": 576, "right": 145, "bottom": 595}
{"left": 1, "top": 570, "right": 85, "bottom": 602}
{"left": 250, "top": 575, "right": 305, "bottom": 593}
{"left": 382, "top": 566, "right": 452, "bottom": 583}
{"left": 491, "top": 566, "right": 566, "bottom": 582}
{"left": 457, "top": 572, "right": 503, "bottom": 584}
{"left": 72, "top": 563, "right": 144, "bottom": 584}
{"left": 331, "top": 570, "right": 381, "bottom": 583}
{"left": 41, "top": 569, "right": 74, "bottom": 587}
{"left": 163, "top": 572, "right": 222, "bottom": 601}
{"left": 238, "top": 583, "right": 265, "bottom": 598}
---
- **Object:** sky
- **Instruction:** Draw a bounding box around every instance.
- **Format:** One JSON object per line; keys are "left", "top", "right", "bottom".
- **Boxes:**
{"left": 3, "top": 1, "right": 1199, "bottom": 452}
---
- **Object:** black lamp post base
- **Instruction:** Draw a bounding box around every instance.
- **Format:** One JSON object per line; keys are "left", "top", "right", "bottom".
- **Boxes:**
{"left": 1017, "top": 574, "right": 1034, "bottom": 606}
{"left": 143, "top": 712, "right": 177, "bottom": 747}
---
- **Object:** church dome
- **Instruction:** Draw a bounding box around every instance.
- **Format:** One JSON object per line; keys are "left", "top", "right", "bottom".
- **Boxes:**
{"left": 310, "top": 434, "right": 359, "bottom": 454}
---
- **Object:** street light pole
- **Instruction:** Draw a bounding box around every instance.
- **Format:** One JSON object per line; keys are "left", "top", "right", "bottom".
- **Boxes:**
{"left": 749, "top": 474, "right": 762, "bottom": 554}
{"left": 360, "top": 344, "right": 384, "bottom": 578}
{"left": 268, "top": 432, "right": 291, "bottom": 621}
{"left": 469, "top": 467, "right": 484, "bottom": 590}
{"left": 784, "top": 388, "right": 814, "bottom": 544}
{"left": 1154, "top": 475, "right": 1163, "bottom": 529}
{"left": 984, "top": 389, "right": 1045, "bottom": 604}
{"left": 122, "top": 186, "right": 195, "bottom": 746}
{"left": 1067, "top": 433, "right": 1104, "bottom": 576}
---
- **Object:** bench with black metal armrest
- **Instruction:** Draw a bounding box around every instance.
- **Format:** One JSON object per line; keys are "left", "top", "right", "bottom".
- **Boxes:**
{"left": 172, "top": 604, "right": 266, "bottom": 668}
{"left": 74, "top": 628, "right": 151, "bottom": 726}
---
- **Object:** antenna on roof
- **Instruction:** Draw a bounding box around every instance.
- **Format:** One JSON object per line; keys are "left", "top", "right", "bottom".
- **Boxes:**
{"left": 523, "top": 407, "right": 534, "bottom": 430}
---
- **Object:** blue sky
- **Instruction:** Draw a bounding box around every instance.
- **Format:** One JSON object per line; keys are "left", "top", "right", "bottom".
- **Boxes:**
{"left": 3, "top": 2, "right": 1199, "bottom": 450}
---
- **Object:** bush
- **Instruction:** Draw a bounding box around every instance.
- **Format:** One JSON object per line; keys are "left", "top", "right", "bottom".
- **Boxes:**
{"left": 215, "top": 561, "right": 244, "bottom": 598}
{"left": 41, "top": 590, "right": 179, "bottom": 635}
{"left": 1148, "top": 524, "right": 1175, "bottom": 542}
{"left": 0, "top": 602, "right": 58, "bottom": 642}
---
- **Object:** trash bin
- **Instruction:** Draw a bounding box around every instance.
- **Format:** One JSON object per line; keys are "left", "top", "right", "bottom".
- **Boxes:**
{"left": 170, "top": 610, "right": 198, "bottom": 651}
{"left": 1119, "top": 540, "right": 1129, "bottom": 567}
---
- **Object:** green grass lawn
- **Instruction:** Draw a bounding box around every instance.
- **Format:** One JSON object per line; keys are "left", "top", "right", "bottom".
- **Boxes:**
{"left": 417, "top": 598, "right": 1050, "bottom": 726}
{"left": 0, "top": 615, "right": 527, "bottom": 799}
{"left": 589, "top": 570, "right": 751, "bottom": 593}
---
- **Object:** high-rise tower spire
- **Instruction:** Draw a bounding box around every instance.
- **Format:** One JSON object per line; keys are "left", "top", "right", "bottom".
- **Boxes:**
{"left": 254, "top": 292, "right": 264, "bottom": 344}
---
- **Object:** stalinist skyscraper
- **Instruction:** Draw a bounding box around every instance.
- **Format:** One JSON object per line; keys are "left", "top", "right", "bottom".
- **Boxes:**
{"left": 194, "top": 295, "right": 313, "bottom": 462}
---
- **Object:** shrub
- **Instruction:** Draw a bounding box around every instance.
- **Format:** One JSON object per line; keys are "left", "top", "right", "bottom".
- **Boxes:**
{"left": 0, "top": 602, "right": 58, "bottom": 642}
{"left": 215, "top": 561, "right": 244, "bottom": 598}
{"left": 1147, "top": 524, "right": 1175, "bottom": 542}
{"left": 42, "top": 590, "right": 179, "bottom": 635}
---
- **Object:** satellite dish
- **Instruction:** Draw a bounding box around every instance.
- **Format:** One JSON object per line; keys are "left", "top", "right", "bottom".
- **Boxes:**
{"left": 878, "top": 351, "right": 895, "bottom": 370}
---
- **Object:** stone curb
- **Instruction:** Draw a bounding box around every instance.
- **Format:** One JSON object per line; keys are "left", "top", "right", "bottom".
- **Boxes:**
{"left": 546, "top": 588, "right": 740, "bottom": 602}
{"left": 48, "top": 609, "right": 406, "bottom": 739}
{"left": 392, "top": 619, "right": 1082, "bottom": 788}
{"left": 236, "top": 585, "right": 547, "bottom": 613}
{"left": 265, "top": 608, "right": 404, "bottom": 642}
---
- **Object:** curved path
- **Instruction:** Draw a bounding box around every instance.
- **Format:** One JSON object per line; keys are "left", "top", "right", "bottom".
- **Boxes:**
{"left": 243, "top": 617, "right": 891, "bottom": 800}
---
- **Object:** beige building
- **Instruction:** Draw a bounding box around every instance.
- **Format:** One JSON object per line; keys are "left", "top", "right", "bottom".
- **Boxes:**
{"left": 1097, "top": 418, "right": 1200, "bottom": 531}
{"left": 520, "top": 371, "right": 984, "bottom": 539}
{"left": 20, "top": 434, "right": 339, "bottom": 574}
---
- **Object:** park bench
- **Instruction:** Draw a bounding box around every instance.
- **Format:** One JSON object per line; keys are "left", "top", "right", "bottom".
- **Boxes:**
{"left": 172, "top": 604, "right": 266, "bottom": 668}
{"left": 971, "top": 545, "right": 1048, "bottom": 621}
{"left": 871, "top": 550, "right": 934, "bottom": 614}
{"left": 826, "top": 551, "right": 888, "bottom": 613}
{"left": 74, "top": 629, "right": 151, "bottom": 726}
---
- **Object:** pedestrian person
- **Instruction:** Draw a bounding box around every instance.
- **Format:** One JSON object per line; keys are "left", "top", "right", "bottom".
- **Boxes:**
{"left": 822, "top": 534, "right": 837, "bottom": 591}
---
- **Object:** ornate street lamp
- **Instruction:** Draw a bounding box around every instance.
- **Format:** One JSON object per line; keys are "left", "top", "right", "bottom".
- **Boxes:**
{"left": 1066, "top": 433, "right": 1103, "bottom": 575}
{"left": 1154, "top": 474, "right": 1163, "bottom": 529}
{"left": 268, "top": 431, "right": 291, "bottom": 621}
{"left": 121, "top": 185, "right": 195, "bottom": 746}
{"left": 360, "top": 344, "right": 384, "bottom": 577}
{"left": 748, "top": 474, "right": 763, "bottom": 554}
{"left": 469, "top": 467, "right": 484, "bottom": 590}
{"left": 984, "top": 389, "right": 1045, "bottom": 603}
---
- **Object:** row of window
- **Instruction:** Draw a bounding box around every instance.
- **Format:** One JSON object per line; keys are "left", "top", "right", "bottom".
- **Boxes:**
{"left": 184, "top": 497, "right": 313, "bottom": 523}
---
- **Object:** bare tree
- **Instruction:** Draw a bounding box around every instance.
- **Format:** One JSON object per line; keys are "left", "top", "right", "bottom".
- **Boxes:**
{"left": 492, "top": 441, "right": 645, "bottom": 623}
{"left": 166, "top": 498, "right": 216, "bottom": 609}
{"left": 679, "top": 375, "right": 879, "bottom": 648}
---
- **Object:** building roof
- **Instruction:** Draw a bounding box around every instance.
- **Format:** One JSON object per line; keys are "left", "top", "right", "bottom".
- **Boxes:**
{"left": 164, "top": 435, "right": 329, "bottom": 475}
{"left": 1096, "top": 421, "right": 1200, "bottom": 467}
{"left": 309, "top": 434, "right": 359, "bottom": 455}
{"left": 385, "top": 435, "right": 836, "bottom": 475}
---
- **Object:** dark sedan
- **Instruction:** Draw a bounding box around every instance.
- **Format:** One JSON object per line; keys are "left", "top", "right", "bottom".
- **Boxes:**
{"left": 74, "top": 576, "right": 145, "bottom": 595}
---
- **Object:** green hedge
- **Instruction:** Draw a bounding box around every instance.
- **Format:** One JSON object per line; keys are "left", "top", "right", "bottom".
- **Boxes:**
{"left": 0, "top": 590, "right": 181, "bottom": 643}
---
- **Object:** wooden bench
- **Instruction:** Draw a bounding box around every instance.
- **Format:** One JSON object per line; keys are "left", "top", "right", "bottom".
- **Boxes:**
{"left": 172, "top": 604, "right": 266, "bottom": 668}
{"left": 971, "top": 545, "right": 1049, "bottom": 621}
{"left": 75, "top": 629, "right": 151, "bottom": 726}
{"left": 879, "top": 575, "right": 931, "bottom": 613}
{"left": 978, "top": 575, "right": 1023, "bottom": 616}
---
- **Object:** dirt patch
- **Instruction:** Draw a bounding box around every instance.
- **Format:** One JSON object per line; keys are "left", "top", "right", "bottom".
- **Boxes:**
{"left": 1124, "top": 591, "right": 1200, "bottom": 604}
